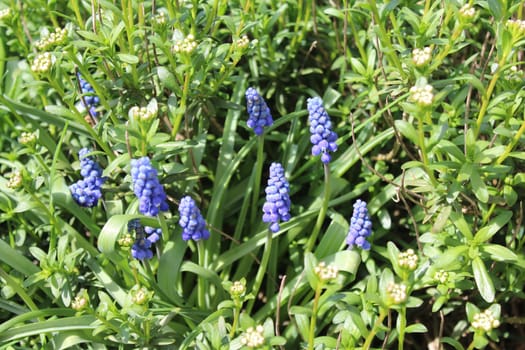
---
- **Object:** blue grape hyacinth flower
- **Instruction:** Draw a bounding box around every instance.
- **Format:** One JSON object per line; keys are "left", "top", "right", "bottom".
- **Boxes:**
{"left": 178, "top": 196, "right": 210, "bottom": 241}
{"left": 70, "top": 148, "right": 106, "bottom": 207}
{"left": 128, "top": 219, "right": 154, "bottom": 260}
{"left": 346, "top": 199, "right": 372, "bottom": 250}
{"left": 262, "top": 162, "right": 291, "bottom": 233}
{"left": 130, "top": 157, "right": 169, "bottom": 217}
{"left": 245, "top": 87, "right": 273, "bottom": 136}
{"left": 307, "top": 97, "right": 338, "bottom": 164}
{"left": 78, "top": 74, "right": 100, "bottom": 119}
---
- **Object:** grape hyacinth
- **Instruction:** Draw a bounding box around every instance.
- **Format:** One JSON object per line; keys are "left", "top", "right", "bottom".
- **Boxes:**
{"left": 262, "top": 162, "right": 291, "bottom": 233}
{"left": 346, "top": 199, "right": 372, "bottom": 250}
{"left": 245, "top": 87, "right": 273, "bottom": 136}
{"left": 70, "top": 148, "right": 105, "bottom": 207}
{"left": 128, "top": 219, "right": 155, "bottom": 260}
{"left": 130, "top": 157, "right": 169, "bottom": 217}
{"left": 178, "top": 196, "right": 210, "bottom": 241}
{"left": 78, "top": 74, "right": 100, "bottom": 119}
{"left": 307, "top": 97, "right": 338, "bottom": 164}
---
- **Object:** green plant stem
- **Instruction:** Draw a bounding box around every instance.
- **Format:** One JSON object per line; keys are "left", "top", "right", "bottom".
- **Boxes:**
{"left": 363, "top": 308, "right": 388, "bottom": 350}
{"left": 230, "top": 303, "right": 241, "bottom": 338}
{"left": 368, "top": 0, "right": 404, "bottom": 77}
{"left": 474, "top": 58, "right": 509, "bottom": 138}
{"left": 171, "top": 69, "right": 192, "bottom": 138}
{"left": 70, "top": 0, "right": 85, "bottom": 30}
{"left": 197, "top": 240, "right": 207, "bottom": 309}
{"left": 250, "top": 135, "right": 265, "bottom": 227}
{"left": 496, "top": 107, "right": 525, "bottom": 165}
{"left": 246, "top": 229, "right": 273, "bottom": 314}
{"left": 417, "top": 110, "right": 437, "bottom": 186}
{"left": 0, "top": 267, "right": 39, "bottom": 312}
{"left": 398, "top": 307, "right": 407, "bottom": 350}
{"left": 307, "top": 285, "right": 322, "bottom": 350}
{"left": 306, "top": 163, "right": 330, "bottom": 252}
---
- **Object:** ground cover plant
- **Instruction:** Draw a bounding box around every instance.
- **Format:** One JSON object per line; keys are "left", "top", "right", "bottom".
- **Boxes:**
{"left": 0, "top": 0, "right": 524, "bottom": 349}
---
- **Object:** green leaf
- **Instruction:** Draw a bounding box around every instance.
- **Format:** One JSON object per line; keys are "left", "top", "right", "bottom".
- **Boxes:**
{"left": 0, "top": 315, "right": 97, "bottom": 342}
{"left": 84, "top": 258, "right": 127, "bottom": 307}
{"left": 473, "top": 210, "right": 512, "bottom": 243}
{"left": 405, "top": 323, "right": 428, "bottom": 333}
{"left": 157, "top": 239, "right": 186, "bottom": 305}
{"left": 304, "top": 252, "right": 319, "bottom": 291}
{"left": 433, "top": 245, "right": 468, "bottom": 269}
{"left": 441, "top": 337, "right": 465, "bottom": 350}
{"left": 470, "top": 167, "right": 489, "bottom": 203}
{"left": 480, "top": 244, "right": 517, "bottom": 262}
{"left": 117, "top": 53, "right": 139, "bottom": 64}
{"left": 395, "top": 120, "right": 418, "bottom": 145}
{"left": 487, "top": 0, "right": 503, "bottom": 20}
{"left": 315, "top": 212, "right": 348, "bottom": 258}
{"left": 449, "top": 211, "right": 473, "bottom": 241}
{"left": 472, "top": 257, "right": 495, "bottom": 302}
{"left": 0, "top": 239, "right": 39, "bottom": 276}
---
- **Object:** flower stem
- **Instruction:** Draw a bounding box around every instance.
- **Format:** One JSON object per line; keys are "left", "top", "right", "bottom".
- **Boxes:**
{"left": 398, "top": 307, "right": 407, "bottom": 350}
{"left": 230, "top": 302, "right": 241, "bottom": 338}
{"left": 307, "top": 285, "right": 322, "bottom": 350}
{"left": 363, "top": 308, "right": 388, "bottom": 350}
{"left": 250, "top": 135, "right": 265, "bottom": 226}
{"left": 197, "top": 240, "right": 207, "bottom": 308}
{"left": 246, "top": 229, "right": 273, "bottom": 314}
{"left": 306, "top": 163, "right": 330, "bottom": 252}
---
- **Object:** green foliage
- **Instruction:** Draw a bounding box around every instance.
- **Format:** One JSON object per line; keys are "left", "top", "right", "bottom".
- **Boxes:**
{"left": 0, "top": 0, "right": 524, "bottom": 349}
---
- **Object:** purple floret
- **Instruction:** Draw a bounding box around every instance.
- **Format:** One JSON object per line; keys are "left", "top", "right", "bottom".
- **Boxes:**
{"left": 346, "top": 199, "right": 372, "bottom": 250}
{"left": 262, "top": 162, "right": 291, "bottom": 233}
{"left": 178, "top": 196, "right": 210, "bottom": 241}
{"left": 130, "top": 157, "right": 169, "bottom": 217}
{"left": 245, "top": 87, "right": 273, "bottom": 136}
{"left": 307, "top": 97, "right": 338, "bottom": 164}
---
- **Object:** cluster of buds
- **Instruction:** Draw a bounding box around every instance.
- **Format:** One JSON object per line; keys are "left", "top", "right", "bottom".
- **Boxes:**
{"left": 173, "top": 34, "right": 197, "bottom": 54}
{"left": 235, "top": 35, "right": 250, "bottom": 49}
{"left": 409, "top": 84, "right": 434, "bottom": 106}
{"left": 31, "top": 52, "right": 54, "bottom": 74}
{"left": 130, "top": 285, "right": 152, "bottom": 305}
{"left": 6, "top": 170, "right": 23, "bottom": 189}
{"left": 35, "top": 27, "right": 67, "bottom": 50}
{"left": 153, "top": 12, "right": 167, "bottom": 26}
{"left": 398, "top": 249, "right": 418, "bottom": 271}
{"left": 412, "top": 47, "right": 432, "bottom": 67}
{"left": 117, "top": 233, "right": 134, "bottom": 247}
{"left": 19, "top": 131, "right": 37, "bottom": 146}
{"left": 240, "top": 325, "right": 265, "bottom": 348}
{"left": 129, "top": 100, "right": 158, "bottom": 121}
{"left": 458, "top": 4, "right": 476, "bottom": 21}
{"left": 229, "top": 280, "right": 246, "bottom": 298}
{"left": 472, "top": 309, "right": 500, "bottom": 332}
{"left": 434, "top": 269, "right": 449, "bottom": 284}
{"left": 387, "top": 282, "right": 407, "bottom": 304}
{"left": 71, "top": 293, "right": 89, "bottom": 311}
{"left": 507, "top": 19, "right": 525, "bottom": 38}
{"left": 0, "top": 8, "right": 11, "bottom": 21}
{"left": 314, "top": 261, "right": 339, "bottom": 282}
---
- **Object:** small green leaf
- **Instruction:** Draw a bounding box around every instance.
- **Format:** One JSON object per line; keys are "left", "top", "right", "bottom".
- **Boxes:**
{"left": 480, "top": 244, "right": 517, "bottom": 262}
{"left": 117, "top": 53, "right": 139, "bottom": 64}
{"left": 395, "top": 120, "right": 419, "bottom": 145}
{"left": 487, "top": 0, "right": 503, "bottom": 20}
{"left": 472, "top": 257, "right": 495, "bottom": 302}
{"left": 470, "top": 167, "right": 489, "bottom": 203}
{"left": 405, "top": 323, "right": 428, "bottom": 333}
{"left": 473, "top": 210, "right": 512, "bottom": 243}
